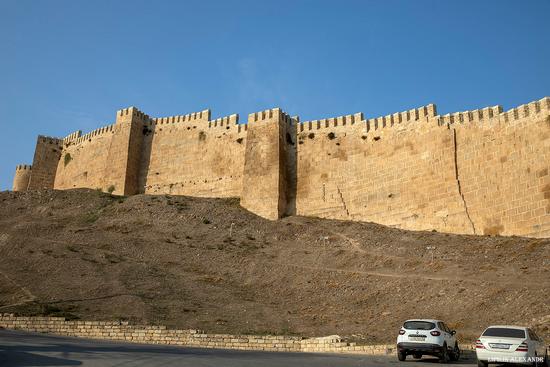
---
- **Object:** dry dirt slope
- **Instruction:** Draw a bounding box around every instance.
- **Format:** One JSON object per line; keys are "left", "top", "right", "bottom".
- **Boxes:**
{"left": 0, "top": 189, "right": 548, "bottom": 344}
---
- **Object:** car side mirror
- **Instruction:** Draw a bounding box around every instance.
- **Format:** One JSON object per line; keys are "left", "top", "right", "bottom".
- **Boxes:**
{"left": 451, "top": 330, "right": 456, "bottom": 335}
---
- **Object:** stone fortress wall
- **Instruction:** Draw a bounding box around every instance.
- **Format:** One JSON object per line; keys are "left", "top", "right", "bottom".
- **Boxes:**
{"left": 13, "top": 97, "right": 550, "bottom": 237}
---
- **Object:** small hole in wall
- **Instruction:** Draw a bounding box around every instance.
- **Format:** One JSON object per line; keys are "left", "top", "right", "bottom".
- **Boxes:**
{"left": 308, "top": 133, "right": 315, "bottom": 139}
{"left": 336, "top": 142, "right": 340, "bottom": 146}
{"left": 361, "top": 136, "right": 367, "bottom": 140}
{"left": 286, "top": 133, "right": 295, "bottom": 145}
{"left": 299, "top": 141, "right": 304, "bottom": 144}
{"left": 388, "top": 193, "right": 393, "bottom": 198}
{"left": 236, "top": 138, "right": 243, "bottom": 144}
{"left": 226, "top": 126, "right": 230, "bottom": 129}
{"left": 373, "top": 136, "right": 381, "bottom": 141}
{"left": 327, "top": 132, "right": 336, "bottom": 140}
{"left": 64, "top": 153, "right": 72, "bottom": 166}
{"left": 187, "top": 127, "right": 191, "bottom": 130}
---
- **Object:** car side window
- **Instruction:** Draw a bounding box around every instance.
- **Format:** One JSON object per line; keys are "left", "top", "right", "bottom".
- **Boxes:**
{"left": 437, "top": 322, "right": 444, "bottom": 331}
{"left": 527, "top": 329, "right": 536, "bottom": 341}
{"left": 441, "top": 323, "right": 450, "bottom": 333}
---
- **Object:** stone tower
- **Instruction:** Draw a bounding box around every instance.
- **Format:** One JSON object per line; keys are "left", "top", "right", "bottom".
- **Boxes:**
{"left": 240, "top": 108, "right": 297, "bottom": 220}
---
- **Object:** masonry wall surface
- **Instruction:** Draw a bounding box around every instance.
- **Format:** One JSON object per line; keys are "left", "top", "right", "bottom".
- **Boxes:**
{"left": 139, "top": 111, "right": 247, "bottom": 197}
{"left": 12, "top": 165, "right": 32, "bottom": 191}
{"left": 282, "top": 116, "right": 298, "bottom": 216}
{"left": 294, "top": 99, "right": 550, "bottom": 237}
{"left": 0, "top": 314, "right": 410, "bottom": 355}
{"left": 27, "top": 136, "right": 63, "bottom": 190}
{"left": 12, "top": 96, "right": 550, "bottom": 238}
{"left": 295, "top": 106, "right": 473, "bottom": 234}
{"left": 240, "top": 109, "right": 294, "bottom": 220}
{"left": 54, "top": 126, "right": 114, "bottom": 191}
{"left": 103, "top": 107, "right": 148, "bottom": 195}
{"left": 449, "top": 100, "right": 550, "bottom": 237}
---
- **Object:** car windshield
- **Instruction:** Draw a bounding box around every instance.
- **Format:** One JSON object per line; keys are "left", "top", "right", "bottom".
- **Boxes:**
{"left": 403, "top": 321, "right": 435, "bottom": 330}
{"left": 482, "top": 328, "right": 526, "bottom": 338}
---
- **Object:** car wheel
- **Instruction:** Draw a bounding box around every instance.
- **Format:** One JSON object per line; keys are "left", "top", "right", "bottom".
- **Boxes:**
{"left": 413, "top": 353, "right": 422, "bottom": 359}
{"left": 397, "top": 350, "right": 406, "bottom": 361}
{"left": 439, "top": 343, "right": 449, "bottom": 363}
{"left": 450, "top": 343, "right": 460, "bottom": 361}
{"left": 477, "top": 359, "right": 488, "bottom": 367}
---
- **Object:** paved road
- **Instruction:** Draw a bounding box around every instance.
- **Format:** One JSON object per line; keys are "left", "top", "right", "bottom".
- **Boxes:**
{"left": 0, "top": 329, "right": 478, "bottom": 367}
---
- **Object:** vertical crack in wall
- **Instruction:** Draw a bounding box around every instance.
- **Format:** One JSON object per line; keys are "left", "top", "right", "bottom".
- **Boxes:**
{"left": 452, "top": 128, "right": 477, "bottom": 234}
{"left": 336, "top": 185, "right": 350, "bottom": 217}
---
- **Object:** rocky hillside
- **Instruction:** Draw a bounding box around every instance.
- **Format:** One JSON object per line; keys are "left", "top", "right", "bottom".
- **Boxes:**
{"left": 0, "top": 189, "right": 548, "bottom": 344}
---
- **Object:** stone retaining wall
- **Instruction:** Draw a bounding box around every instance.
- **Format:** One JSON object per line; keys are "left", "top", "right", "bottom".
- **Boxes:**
{"left": 0, "top": 314, "right": 396, "bottom": 354}
{"left": 0, "top": 314, "right": 479, "bottom": 355}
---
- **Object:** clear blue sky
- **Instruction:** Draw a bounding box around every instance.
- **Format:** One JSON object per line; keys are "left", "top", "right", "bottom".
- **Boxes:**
{"left": 1, "top": 0, "right": 549, "bottom": 190}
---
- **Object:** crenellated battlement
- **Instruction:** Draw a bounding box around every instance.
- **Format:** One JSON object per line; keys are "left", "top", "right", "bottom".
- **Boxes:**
{"left": 144, "top": 110, "right": 247, "bottom": 134}
{"left": 38, "top": 135, "right": 63, "bottom": 145}
{"left": 13, "top": 164, "right": 33, "bottom": 191}
{"left": 207, "top": 113, "right": 248, "bottom": 134}
{"left": 117, "top": 106, "right": 150, "bottom": 121}
{"left": 438, "top": 105, "right": 502, "bottom": 126}
{"left": 72, "top": 124, "right": 115, "bottom": 145}
{"left": 208, "top": 113, "right": 238, "bottom": 127}
{"left": 297, "top": 103, "right": 438, "bottom": 134}
{"left": 299, "top": 113, "right": 363, "bottom": 132}
{"left": 248, "top": 108, "right": 294, "bottom": 124}
{"left": 13, "top": 96, "right": 550, "bottom": 237}
{"left": 365, "top": 104, "right": 437, "bottom": 132}
{"left": 500, "top": 96, "right": 550, "bottom": 123}
{"left": 63, "top": 130, "right": 82, "bottom": 143}
{"left": 151, "top": 109, "right": 210, "bottom": 126}
{"left": 437, "top": 96, "right": 550, "bottom": 127}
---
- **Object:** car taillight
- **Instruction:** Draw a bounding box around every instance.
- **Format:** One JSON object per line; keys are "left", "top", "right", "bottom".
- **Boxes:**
{"left": 399, "top": 330, "right": 405, "bottom": 335}
{"left": 475, "top": 339, "right": 485, "bottom": 349}
{"left": 430, "top": 331, "right": 441, "bottom": 336}
{"left": 515, "top": 342, "right": 528, "bottom": 352}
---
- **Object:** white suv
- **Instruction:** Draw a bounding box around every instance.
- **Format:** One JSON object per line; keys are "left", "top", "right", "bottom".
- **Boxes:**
{"left": 476, "top": 325, "right": 548, "bottom": 366}
{"left": 396, "top": 319, "right": 460, "bottom": 363}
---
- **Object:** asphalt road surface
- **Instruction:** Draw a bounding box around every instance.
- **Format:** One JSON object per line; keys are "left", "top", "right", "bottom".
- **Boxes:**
{"left": 0, "top": 329, "right": 479, "bottom": 367}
